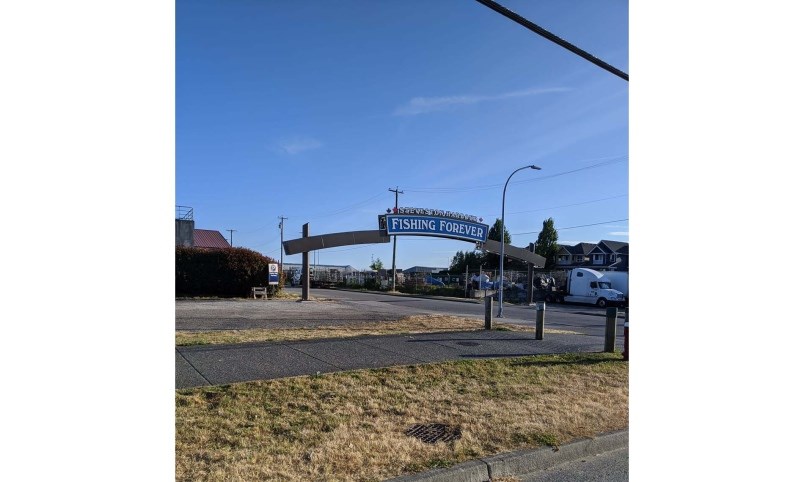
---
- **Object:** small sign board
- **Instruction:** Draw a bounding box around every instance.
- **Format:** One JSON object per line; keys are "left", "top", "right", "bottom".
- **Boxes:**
{"left": 268, "top": 263, "right": 279, "bottom": 285}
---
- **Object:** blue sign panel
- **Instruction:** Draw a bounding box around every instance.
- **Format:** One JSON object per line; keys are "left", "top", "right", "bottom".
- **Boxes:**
{"left": 385, "top": 215, "right": 488, "bottom": 243}
{"left": 268, "top": 263, "right": 279, "bottom": 285}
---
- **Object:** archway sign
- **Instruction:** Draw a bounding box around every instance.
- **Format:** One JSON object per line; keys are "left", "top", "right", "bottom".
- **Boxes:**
{"left": 282, "top": 206, "right": 545, "bottom": 268}
{"left": 282, "top": 207, "right": 546, "bottom": 302}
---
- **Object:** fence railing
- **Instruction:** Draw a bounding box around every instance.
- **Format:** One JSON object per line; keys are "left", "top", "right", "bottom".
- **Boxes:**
{"left": 176, "top": 205, "right": 194, "bottom": 221}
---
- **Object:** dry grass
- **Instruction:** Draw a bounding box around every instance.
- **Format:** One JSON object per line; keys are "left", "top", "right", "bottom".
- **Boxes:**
{"left": 176, "top": 314, "right": 580, "bottom": 346}
{"left": 176, "top": 353, "right": 628, "bottom": 481}
{"left": 267, "top": 291, "right": 302, "bottom": 300}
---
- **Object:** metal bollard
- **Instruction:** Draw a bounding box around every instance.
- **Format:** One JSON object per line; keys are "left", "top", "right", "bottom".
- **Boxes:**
{"left": 604, "top": 307, "right": 618, "bottom": 353}
{"left": 623, "top": 307, "right": 629, "bottom": 360}
{"left": 535, "top": 302, "right": 545, "bottom": 340}
{"left": 484, "top": 295, "right": 493, "bottom": 330}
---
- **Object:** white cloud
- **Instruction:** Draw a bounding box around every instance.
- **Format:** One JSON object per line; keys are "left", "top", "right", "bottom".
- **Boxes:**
{"left": 278, "top": 137, "right": 322, "bottom": 155}
{"left": 393, "top": 87, "right": 571, "bottom": 116}
{"left": 608, "top": 231, "right": 629, "bottom": 236}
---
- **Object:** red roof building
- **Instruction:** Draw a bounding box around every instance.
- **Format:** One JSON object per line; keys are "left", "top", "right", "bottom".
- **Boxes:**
{"left": 192, "top": 229, "right": 231, "bottom": 250}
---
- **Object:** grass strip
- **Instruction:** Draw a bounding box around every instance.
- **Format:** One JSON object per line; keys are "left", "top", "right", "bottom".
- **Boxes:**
{"left": 176, "top": 315, "right": 581, "bottom": 346}
{"left": 176, "top": 352, "right": 628, "bottom": 481}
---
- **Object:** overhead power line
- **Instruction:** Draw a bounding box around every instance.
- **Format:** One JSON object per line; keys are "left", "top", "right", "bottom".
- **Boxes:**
{"left": 512, "top": 218, "right": 629, "bottom": 236}
{"left": 242, "top": 192, "right": 386, "bottom": 235}
{"left": 556, "top": 218, "right": 628, "bottom": 231}
{"left": 474, "top": 0, "right": 628, "bottom": 81}
{"left": 304, "top": 192, "right": 387, "bottom": 220}
{"left": 249, "top": 235, "right": 280, "bottom": 248}
{"left": 507, "top": 194, "right": 627, "bottom": 215}
{"left": 402, "top": 156, "right": 627, "bottom": 193}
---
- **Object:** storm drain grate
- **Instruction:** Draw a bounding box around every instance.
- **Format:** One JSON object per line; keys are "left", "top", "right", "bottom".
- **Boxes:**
{"left": 405, "top": 423, "right": 462, "bottom": 444}
{"left": 455, "top": 341, "right": 480, "bottom": 346}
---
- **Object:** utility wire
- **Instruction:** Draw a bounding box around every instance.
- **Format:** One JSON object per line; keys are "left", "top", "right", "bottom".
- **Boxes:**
{"left": 474, "top": 0, "right": 628, "bottom": 81}
{"left": 556, "top": 218, "right": 628, "bottom": 231}
{"left": 303, "top": 192, "right": 387, "bottom": 220}
{"left": 241, "top": 192, "right": 386, "bottom": 234}
{"left": 402, "top": 156, "right": 626, "bottom": 193}
{"left": 250, "top": 235, "right": 280, "bottom": 248}
{"left": 512, "top": 218, "right": 628, "bottom": 236}
{"left": 507, "top": 194, "right": 627, "bottom": 215}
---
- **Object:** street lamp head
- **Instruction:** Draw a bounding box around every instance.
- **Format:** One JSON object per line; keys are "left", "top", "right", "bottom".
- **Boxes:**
{"left": 530, "top": 165, "right": 542, "bottom": 170}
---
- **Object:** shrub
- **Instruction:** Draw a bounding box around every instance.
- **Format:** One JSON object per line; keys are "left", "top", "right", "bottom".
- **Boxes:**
{"left": 176, "top": 246, "right": 283, "bottom": 297}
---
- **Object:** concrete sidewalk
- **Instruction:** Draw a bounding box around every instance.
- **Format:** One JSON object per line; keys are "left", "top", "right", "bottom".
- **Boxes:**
{"left": 176, "top": 329, "right": 623, "bottom": 389}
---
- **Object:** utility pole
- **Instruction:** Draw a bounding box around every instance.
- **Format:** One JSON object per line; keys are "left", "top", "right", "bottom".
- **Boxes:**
{"left": 278, "top": 216, "right": 287, "bottom": 270}
{"left": 388, "top": 186, "right": 404, "bottom": 292}
{"left": 302, "top": 223, "right": 310, "bottom": 301}
{"left": 226, "top": 229, "right": 236, "bottom": 248}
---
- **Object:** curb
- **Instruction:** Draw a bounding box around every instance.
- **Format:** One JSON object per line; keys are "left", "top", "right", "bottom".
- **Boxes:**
{"left": 388, "top": 460, "right": 489, "bottom": 482}
{"left": 385, "top": 430, "right": 628, "bottom": 481}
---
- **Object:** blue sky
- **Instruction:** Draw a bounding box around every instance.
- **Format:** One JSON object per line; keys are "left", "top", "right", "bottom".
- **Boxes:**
{"left": 177, "top": 0, "right": 629, "bottom": 270}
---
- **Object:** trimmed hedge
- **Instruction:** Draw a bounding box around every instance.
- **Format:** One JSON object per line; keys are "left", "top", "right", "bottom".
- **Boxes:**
{"left": 397, "top": 285, "right": 465, "bottom": 298}
{"left": 176, "top": 246, "right": 283, "bottom": 298}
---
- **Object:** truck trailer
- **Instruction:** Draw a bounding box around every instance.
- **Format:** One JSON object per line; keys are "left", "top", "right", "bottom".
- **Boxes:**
{"left": 544, "top": 268, "right": 626, "bottom": 308}
{"left": 600, "top": 270, "right": 628, "bottom": 300}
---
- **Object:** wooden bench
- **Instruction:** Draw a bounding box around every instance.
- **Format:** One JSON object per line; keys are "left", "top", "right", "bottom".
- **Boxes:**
{"left": 251, "top": 287, "right": 269, "bottom": 299}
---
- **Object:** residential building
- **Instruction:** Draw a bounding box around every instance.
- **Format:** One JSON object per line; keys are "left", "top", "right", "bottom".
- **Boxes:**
{"left": 554, "top": 240, "right": 628, "bottom": 272}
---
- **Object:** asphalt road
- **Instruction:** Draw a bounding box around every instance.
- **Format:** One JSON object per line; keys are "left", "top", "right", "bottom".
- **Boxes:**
{"left": 176, "top": 288, "right": 626, "bottom": 337}
{"left": 518, "top": 447, "right": 629, "bottom": 482}
{"left": 289, "top": 287, "right": 625, "bottom": 337}
{"left": 176, "top": 288, "right": 624, "bottom": 336}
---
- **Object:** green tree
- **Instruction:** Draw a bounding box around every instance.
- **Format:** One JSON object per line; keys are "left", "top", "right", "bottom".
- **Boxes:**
{"left": 534, "top": 217, "right": 560, "bottom": 269}
{"left": 486, "top": 218, "right": 512, "bottom": 269}
{"left": 370, "top": 257, "right": 384, "bottom": 270}
{"left": 488, "top": 218, "right": 512, "bottom": 245}
{"left": 449, "top": 250, "right": 484, "bottom": 273}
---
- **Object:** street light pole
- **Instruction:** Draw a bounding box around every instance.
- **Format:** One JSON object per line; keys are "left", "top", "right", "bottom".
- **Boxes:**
{"left": 498, "top": 164, "right": 541, "bottom": 317}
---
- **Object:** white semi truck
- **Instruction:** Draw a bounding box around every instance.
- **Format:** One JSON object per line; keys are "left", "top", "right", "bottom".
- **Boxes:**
{"left": 544, "top": 268, "right": 626, "bottom": 308}
{"left": 601, "top": 271, "right": 628, "bottom": 300}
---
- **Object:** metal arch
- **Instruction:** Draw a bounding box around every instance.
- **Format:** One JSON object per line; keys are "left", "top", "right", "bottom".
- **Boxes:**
{"left": 282, "top": 230, "right": 391, "bottom": 255}
{"left": 482, "top": 239, "right": 547, "bottom": 268}
{"left": 282, "top": 229, "right": 546, "bottom": 267}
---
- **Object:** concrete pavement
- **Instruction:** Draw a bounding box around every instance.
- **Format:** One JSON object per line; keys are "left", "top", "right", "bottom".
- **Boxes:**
{"left": 176, "top": 329, "right": 623, "bottom": 389}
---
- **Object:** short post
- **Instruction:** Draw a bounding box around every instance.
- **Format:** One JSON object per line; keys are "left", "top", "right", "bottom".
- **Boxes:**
{"left": 604, "top": 307, "right": 618, "bottom": 352}
{"left": 301, "top": 223, "right": 310, "bottom": 301}
{"left": 465, "top": 265, "right": 469, "bottom": 298}
{"left": 623, "top": 307, "right": 629, "bottom": 360}
{"left": 535, "top": 301, "right": 545, "bottom": 340}
{"left": 484, "top": 295, "right": 494, "bottom": 330}
{"left": 526, "top": 243, "right": 535, "bottom": 305}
